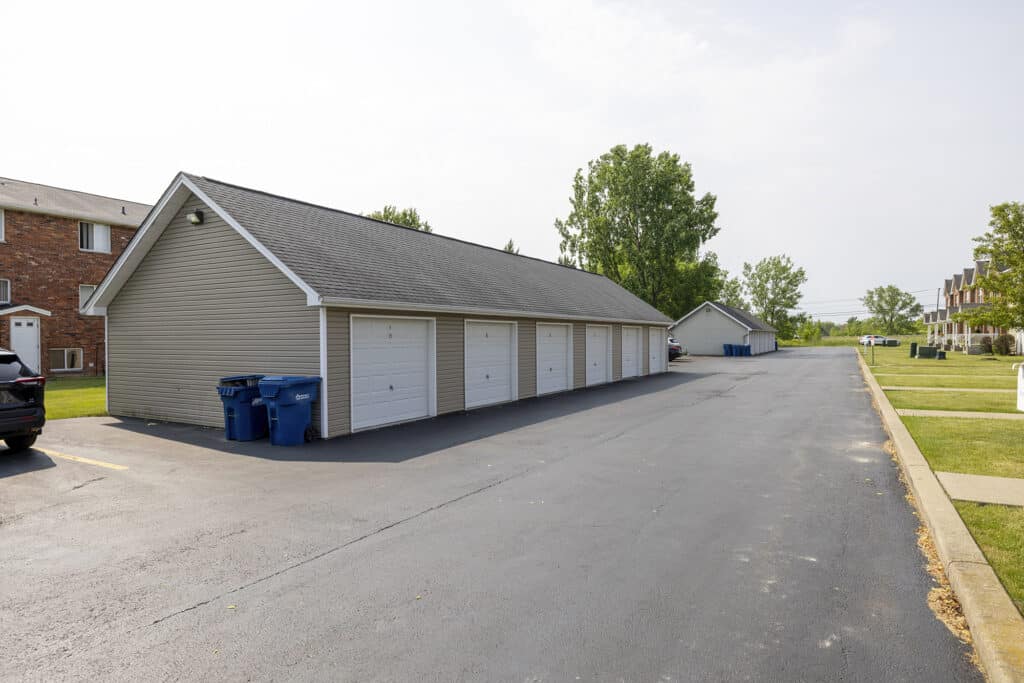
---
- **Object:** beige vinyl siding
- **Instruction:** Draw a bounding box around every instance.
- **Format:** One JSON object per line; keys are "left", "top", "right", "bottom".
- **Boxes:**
{"left": 642, "top": 327, "right": 650, "bottom": 375}
{"left": 572, "top": 323, "right": 586, "bottom": 388}
{"left": 107, "top": 196, "right": 320, "bottom": 429}
{"left": 436, "top": 315, "right": 465, "bottom": 415}
{"left": 611, "top": 323, "right": 622, "bottom": 381}
{"left": 325, "top": 309, "right": 350, "bottom": 437}
{"left": 517, "top": 320, "right": 536, "bottom": 399}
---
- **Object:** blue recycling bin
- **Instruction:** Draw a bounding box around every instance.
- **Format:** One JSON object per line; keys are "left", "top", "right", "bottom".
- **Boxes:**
{"left": 774, "top": 340, "right": 779, "bottom": 351}
{"left": 743, "top": 345, "right": 752, "bottom": 356}
{"left": 258, "top": 376, "right": 321, "bottom": 446}
{"left": 217, "top": 375, "right": 268, "bottom": 441}
{"left": 723, "top": 344, "right": 733, "bottom": 356}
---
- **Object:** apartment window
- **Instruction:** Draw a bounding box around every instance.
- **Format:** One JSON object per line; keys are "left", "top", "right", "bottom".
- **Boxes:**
{"left": 0, "top": 278, "right": 9, "bottom": 304}
{"left": 79, "top": 284, "right": 97, "bottom": 309}
{"left": 0, "top": 208, "right": 5, "bottom": 241}
{"left": 79, "top": 221, "right": 111, "bottom": 253}
{"left": 49, "top": 348, "right": 84, "bottom": 372}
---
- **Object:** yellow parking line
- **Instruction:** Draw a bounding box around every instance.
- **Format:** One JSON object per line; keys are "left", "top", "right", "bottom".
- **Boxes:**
{"left": 36, "top": 447, "right": 128, "bottom": 471}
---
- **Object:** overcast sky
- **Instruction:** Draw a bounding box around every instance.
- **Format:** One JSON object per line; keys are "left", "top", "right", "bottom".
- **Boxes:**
{"left": 4, "top": 1, "right": 1021, "bottom": 320}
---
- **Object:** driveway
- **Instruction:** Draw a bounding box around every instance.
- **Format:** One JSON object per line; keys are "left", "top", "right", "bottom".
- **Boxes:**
{"left": 1, "top": 348, "right": 981, "bottom": 681}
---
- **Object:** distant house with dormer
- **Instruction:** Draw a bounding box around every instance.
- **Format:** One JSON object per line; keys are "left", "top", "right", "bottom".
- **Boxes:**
{"left": 923, "top": 259, "right": 1022, "bottom": 354}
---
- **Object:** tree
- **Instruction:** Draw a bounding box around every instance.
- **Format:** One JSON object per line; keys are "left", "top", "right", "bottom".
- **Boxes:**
{"left": 719, "top": 275, "right": 747, "bottom": 310}
{"left": 557, "top": 254, "right": 577, "bottom": 268}
{"left": 742, "top": 255, "right": 807, "bottom": 338}
{"left": 366, "top": 205, "right": 433, "bottom": 233}
{"left": 668, "top": 252, "right": 728, "bottom": 318}
{"left": 797, "top": 319, "right": 821, "bottom": 343}
{"left": 503, "top": 239, "right": 519, "bottom": 255}
{"left": 555, "top": 143, "right": 718, "bottom": 315}
{"left": 965, "top": 202, "right": 1024, "bottom": 330}
{"left": 861, "top": 285, "right": 924, "bottom": 334}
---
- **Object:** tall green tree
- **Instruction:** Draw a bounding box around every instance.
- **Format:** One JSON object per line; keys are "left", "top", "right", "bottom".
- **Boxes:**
{"left": 719, "top": 275, "right": 747, "bottom": 310}
{"left": 742, "top": 255, "right": 807, "bottom": 337}
{"left": 555, "top": 144, "right": 718, "bottom": 314}
{"left": 964, "top": 202, "right": 1024, "bottom": 330}
{"left": 503, "top": 239, "right": 519, "bottom": 254}
{"left": 861, "top": 285, "right": 924, "bottom": 334}
{"left": 557, "top": 253, "right": 577, "bottom": 268}
{"left": 366, "top": 205, "right": 433, "bottom": 233}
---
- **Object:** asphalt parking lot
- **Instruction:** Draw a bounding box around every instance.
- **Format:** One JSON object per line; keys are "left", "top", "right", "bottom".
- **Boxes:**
{"left": 1, "top": 348, "right": 981, "bottom": 681}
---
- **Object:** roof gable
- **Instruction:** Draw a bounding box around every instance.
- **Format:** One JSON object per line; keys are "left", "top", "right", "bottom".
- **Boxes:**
{"left": 671, "top": 301, "right": 775, "bottom": 332}
{"left": 87, "top": 173, "right": 670, "bottom": 324}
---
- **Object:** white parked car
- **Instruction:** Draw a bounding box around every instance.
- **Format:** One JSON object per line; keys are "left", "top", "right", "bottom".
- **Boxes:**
{"left": 859, "top": 335, "right": 887, "bottom": 346}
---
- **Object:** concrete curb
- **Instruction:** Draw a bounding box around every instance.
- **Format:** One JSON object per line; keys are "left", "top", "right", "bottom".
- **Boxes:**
{"left": 858, "top": 350, "right": 1024, "bottom": 682}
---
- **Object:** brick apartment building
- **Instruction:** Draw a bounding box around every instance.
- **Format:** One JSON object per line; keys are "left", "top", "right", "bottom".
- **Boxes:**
{"left": 0, "top": 177, "right": 150, "bottom": 375}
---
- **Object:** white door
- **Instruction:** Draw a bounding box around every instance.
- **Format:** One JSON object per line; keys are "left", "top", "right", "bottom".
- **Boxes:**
{"left": 536, "top": 323, "right": 572, "bottom": 395}
{"left": 465, "top": 321, "right": 515, "bottom": 409}
{"left": 586, "top": 325, "right": 611, "bottom": 386}
{"left": 649, "top": 327, "right": 665, "bottom": 374}
{"left": 10, "top": 317, "right": 41, "bottom": 372}
{"left": 621, "top": 327, "right": 640, "bottom": 378}
{"left": 351, "top": 317, "right": 433, "bottom": 430}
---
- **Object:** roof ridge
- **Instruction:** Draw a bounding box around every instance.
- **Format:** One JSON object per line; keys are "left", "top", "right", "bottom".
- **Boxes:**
{"left": 0, "top": 176, "right": 150, "bottom": 208}
{"left": 189, "top": 174, "right": 608, "bottom": 279}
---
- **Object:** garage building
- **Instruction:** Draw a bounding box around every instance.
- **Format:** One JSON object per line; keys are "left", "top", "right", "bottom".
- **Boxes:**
{"left": 669, "top": 301, "right": 776, "bottom": 356}
{"left": 84, "top": 173, "right": 672, "bottom": 438}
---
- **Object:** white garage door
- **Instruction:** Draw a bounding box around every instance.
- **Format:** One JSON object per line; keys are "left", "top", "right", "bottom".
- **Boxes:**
{"left": 621, "top": 326, "right": 640, "bottom": 378}
{"left": 351, "top": 316, "right": 433, "bottom": 430}
{"left": 465, "top": 321, "right": 516, "bottom": 409}
{"left": 586, "top": 325, "right": 611, "bottom": 386}
{"left": 536, "top": 323, "right": 572, "bottom": 395}
{"left": 649, "top": 327, "right": 665, "bottom": 373}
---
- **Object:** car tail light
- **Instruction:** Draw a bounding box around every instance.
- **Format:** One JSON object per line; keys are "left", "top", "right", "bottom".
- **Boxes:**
{"left": 15, "top": 376, "right": 46, "bottom": 387}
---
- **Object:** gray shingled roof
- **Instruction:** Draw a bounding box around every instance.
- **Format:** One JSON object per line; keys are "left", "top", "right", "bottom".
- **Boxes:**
{"left": 710, "top": 302, "right": 776, "bottom": 332}
{"left": 0, "top": 176, "right": 150, "bottom": 227}
{"left": 187, "top": 175, "right": 670, "bottom": 323}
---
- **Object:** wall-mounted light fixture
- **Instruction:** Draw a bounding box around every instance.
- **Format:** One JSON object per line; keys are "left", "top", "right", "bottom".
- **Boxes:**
{"left": 186, "top": 209, "right": 205, "bottom": 225}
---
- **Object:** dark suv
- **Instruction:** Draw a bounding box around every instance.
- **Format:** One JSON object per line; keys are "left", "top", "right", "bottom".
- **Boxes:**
{"left": 0, "top": 349, "right": 45, "bottom": 453}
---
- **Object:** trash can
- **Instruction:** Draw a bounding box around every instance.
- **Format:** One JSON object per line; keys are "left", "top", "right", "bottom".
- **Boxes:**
{"left": 723, "top": 344, "right": 733, "bottom": 357}
{"left": 774, "top": 340, "right": 779, "bottom": 351}
{"left": 258, "top": 376, "right": 321, "bottom": 446}
{"left": 936, "top": 350, "right": 947, "bottom": 360}
{"left": 910, "top": 342, "right": 918, "bottom": 358}
{"left": 744, "top": 345, "right": 752, "bottom": 356}
{"left": 217, "top": 375, "right": 268, "bottom": 441}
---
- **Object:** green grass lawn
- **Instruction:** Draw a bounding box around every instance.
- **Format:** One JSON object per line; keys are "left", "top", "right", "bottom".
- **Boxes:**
{"left": 884, "top": 389, "right": 1019, "bottom": 413}
{"left": 954, "top": 502, "right": 1024, "bottom": 615}
{"left": 863, "top": 344, "right": 1019, "bottom": 376}
{"left": 874, "top": 374, "right": 1017, "bottom": 389}
{"left": 782, "top": 335, "right": 925, "bottom": 348}
{"left": 45, "top": 376, "right": 107, "bottom": 420}
{"left": 903, "top": 417, "right": 1024, "bottom": 479}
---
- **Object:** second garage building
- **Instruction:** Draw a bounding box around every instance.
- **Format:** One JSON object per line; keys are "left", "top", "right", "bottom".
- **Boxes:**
{"left": 84, "top": 173, "right": 672, "bottom": 438}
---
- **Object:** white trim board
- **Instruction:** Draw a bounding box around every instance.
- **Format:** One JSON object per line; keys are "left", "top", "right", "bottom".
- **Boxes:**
{"left": 318, "top": 306, "right": 329, "bottom": 438}
{"left": 0, "top": 305, "right": 53, "bottom": 317}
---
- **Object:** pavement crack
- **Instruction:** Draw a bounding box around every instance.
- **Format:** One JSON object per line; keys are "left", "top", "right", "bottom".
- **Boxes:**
{"left": 147, "top": 467, "right": 532, "bottom": 628}
{"left": 71, "top": 477, "right": 105, "bottom": 491}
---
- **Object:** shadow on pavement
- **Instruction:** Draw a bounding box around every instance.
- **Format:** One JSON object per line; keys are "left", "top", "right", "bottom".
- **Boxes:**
{"left": 105, "top": 369, "right": 709, "bottom": 464}
{"left": 0, "top": 448, "right": 56, "bottom": 478}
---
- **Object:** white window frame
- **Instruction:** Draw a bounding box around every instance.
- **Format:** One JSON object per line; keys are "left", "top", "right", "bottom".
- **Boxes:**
{"left": 0, "top": 278, "right": 9, "bottom": 305}
{"left": 463, "top": 319, "right": 518, "bottom": 409}
{"left": 79, "top": 221, "right": 111, "bottom": 254}
{"left": 0, "top": 208, "right": 5, "bottom": 242}
{"left": 79, "top": 284, "right": 97, "bottom": 310}
{"left": 49, "top": 347, "right": 85, "bottom": 372}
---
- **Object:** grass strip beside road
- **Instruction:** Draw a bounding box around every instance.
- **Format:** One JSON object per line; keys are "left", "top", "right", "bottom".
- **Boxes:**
{"left": 45, "top": 377, "right": 107, "bottom": 420}
{"left": 903, "top": 417, "right": 1024, "bottom": 479}
{"left": 875, "top": 374, "right": 1017, "bottom": 389}
{"left": 954, "top": 502, "right": 1024, "bottom": 616}
{"left": 884, "top": 389, "right": 1019, "bottom": 414}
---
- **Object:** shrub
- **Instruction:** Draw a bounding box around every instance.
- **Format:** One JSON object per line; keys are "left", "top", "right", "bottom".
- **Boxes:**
{"left": 994, "top": 333, "right": 1014, "bottom": 355}
{"left": 980, "top": 335, "right": 993, "bottom": 354}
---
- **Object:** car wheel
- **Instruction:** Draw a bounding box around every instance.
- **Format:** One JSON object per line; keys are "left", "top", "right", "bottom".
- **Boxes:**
{"left": 5, "top": 434, "right": 37, "bottom": 454}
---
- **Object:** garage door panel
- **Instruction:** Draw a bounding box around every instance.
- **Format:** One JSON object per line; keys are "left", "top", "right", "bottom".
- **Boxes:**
{"left": 465, "top": 321, "right": 515, "bottom": 409}
{"left": 586, "top": 325, "right": 611, "bottom": 386}
{"left": 622, "top": 327, "right": 639, "bottom": 378}
{"left": 537, "top": 323, "right": 571, "bottom": 395}
{"left": 351, "top": 317, "right": 433, "bottom": 430}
